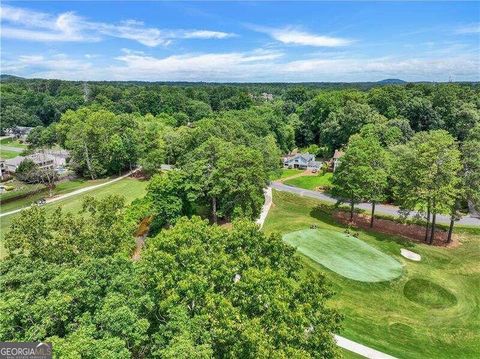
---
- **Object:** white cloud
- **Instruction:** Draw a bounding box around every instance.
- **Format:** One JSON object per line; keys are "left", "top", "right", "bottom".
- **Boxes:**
{"left": 455, "top": 23, "right": 480, "bottom": 34}
{"left": 0, "top": 5, "right": 236, "bottom": 46}
{"left": 109, "top": 49, "right": 283, "bottom": 81}
{"left": 182, "top": 30, "right": 235, "bottom": 39}
{"left": 252, "top": 25, "right": 352, "bottom": 47}
{"left": 2, "top": 54, "right": 95, "bottom": 79}
{"left": 5, "top": 50, "right": 478, "bottom": 82}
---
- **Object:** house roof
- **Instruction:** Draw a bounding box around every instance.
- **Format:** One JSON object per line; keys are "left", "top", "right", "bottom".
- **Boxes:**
{"left": 307, "top": 160, "right": 322, "bottom": 168}
{"left": 4, "top": 153, "right": 56, "bottom": 167}
{"left": 283, "top": 153, "right": 315, "bottom": 163}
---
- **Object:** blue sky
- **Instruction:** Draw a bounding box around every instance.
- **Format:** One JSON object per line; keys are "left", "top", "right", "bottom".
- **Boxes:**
{"left": 1, "top": 1, "right": 479, "bottom": 82}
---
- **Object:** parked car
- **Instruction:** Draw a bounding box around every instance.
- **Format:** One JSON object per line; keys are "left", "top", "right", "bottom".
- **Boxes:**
{"left": 36, "top": 198, "right": 46, "bottom": 206}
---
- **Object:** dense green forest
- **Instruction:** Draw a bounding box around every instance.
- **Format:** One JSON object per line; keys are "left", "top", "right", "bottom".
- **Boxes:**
{"left": 2, "top": 77, "right": 479, "bottom": 248}
{"left": 1, "top": 78, "right": 479, "bottom": 357}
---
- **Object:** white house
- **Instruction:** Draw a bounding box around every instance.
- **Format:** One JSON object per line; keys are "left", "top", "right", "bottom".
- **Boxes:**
{"left": 283, "top": 153, "right": 321, "bottom": 171}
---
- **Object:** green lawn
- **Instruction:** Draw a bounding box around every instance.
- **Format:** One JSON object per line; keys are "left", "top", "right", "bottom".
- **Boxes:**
{"left": 284, "top": 172, "right": 333, "bottom": 190}
{"left": 0, "top": 177, "right": 148, "bottom": 258}
{"left": 340, "top": 348, "right": 366, "bottom": 359}
{"left": 283, "top": 228, "right": 403, "bottom": 282}
{"left": 0, "top": 149, "right": 22, "bottom": 159}
{"left": 270, "top": 168, "right": 303, "bottom": 180}
{"left": 264, "top": 190, "right": 480, "bottom": 359}
{"left": 0, "top": 138, "right": 26, "bottom": 159}
{"left": 0, "top": 138, "right": 27, "bottom": 148}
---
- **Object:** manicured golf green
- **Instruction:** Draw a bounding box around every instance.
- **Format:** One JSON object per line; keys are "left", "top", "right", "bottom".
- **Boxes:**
{"left": 283, "top": 228, "right": 403, "bottom": 282}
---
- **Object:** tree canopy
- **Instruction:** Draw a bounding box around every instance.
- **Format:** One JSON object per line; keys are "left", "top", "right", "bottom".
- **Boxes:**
{"left": 1, "top": 197, "right": 342, "bottom": 358}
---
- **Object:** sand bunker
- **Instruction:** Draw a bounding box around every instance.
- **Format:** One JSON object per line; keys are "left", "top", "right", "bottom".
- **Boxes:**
{"left": 400, "top": 248, "right": 421, "bottom": 261}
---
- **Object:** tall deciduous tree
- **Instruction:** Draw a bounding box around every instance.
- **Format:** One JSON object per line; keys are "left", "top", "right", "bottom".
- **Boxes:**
{"left": 332, "top": 133, "right": 390, "bottom": 224}
{"left": 447, "top": 124, "right": 480, "bottom": 242}
{"left": 392, "top": 130, "right": 462, "bottom": 243}
{"left": 139, "top": 217, "right": 342, "bottom": 358}
{"left": 183, "top": 137, "right": 267, "bottom": 223}
{"left": 146, "top": 170, "right": 192, "bottom": 233}
{"left": 55, "top": 108, "right": 140, "bottom": 179}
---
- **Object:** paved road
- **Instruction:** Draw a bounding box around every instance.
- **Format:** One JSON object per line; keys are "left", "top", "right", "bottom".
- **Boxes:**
{"left": 256, "top": 187, "right": 272, "bottom": 229}
{"left": 334, "top": 335, "right": 397, "bottom": 359}
{"left": 0, "top": 169, "right": 138, "bottom": 218}
{"left": 271, "top": 182, "right": 480, "bottom": 227}
{"left": 0, "top": 145, "right": 23, "bottom": 153}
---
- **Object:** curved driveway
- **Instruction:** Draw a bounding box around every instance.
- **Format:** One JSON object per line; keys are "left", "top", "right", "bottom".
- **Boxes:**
{"left": 271, "top": 182, "right": 480, "bottom": 227}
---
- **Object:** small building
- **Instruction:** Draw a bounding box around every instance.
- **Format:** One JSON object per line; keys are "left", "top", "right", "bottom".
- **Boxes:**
{"left": 2, "top": 151, "right": 68, "bottom": 174}
{"left": 5, "top": 126, "right": 34, "bottom": 142}
{"left": 283, "top": 153, "right": 321, "bottom": 171}
{"left": 332, "top": 149, "right": 344, "bottom": 172}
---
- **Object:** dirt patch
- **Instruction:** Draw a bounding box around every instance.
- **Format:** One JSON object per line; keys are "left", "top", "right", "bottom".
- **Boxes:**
{"left": 132, "top": 216, "right": 152, "bottom": 261}
{"left": 129, "top": 169, "right": 147, "bottom": 179}
{"left": 132, "top": 235, "right": 146, "bottom": 261}
{"left": 134, "top": 216, "right": 152, "bottom": 237}
{"left": 333, "top": 211, "right": 459, "bottom": 247}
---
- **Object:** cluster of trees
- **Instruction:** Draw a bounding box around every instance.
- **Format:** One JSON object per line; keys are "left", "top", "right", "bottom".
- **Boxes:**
{"left": 0, "top": 78, "right": 266, "bottom": 134}
{"left": 1, "top": 196, "right": 342, "bottom": 358}
{"left": 27, "top": 103, "right": 288, "bottom": 223}
{"left": 296, "top": 84, "right": 478, "bottom": 153}
{"left": 332, "top": 125, "right": 479, "bottom": 243}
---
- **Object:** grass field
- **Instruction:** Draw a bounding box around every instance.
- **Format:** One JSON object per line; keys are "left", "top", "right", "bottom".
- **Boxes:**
{"left": 283, "top": 228, "right": 403, "bottom": 282}
{"left": 0, "top": 138, "right": 27, "bottom": 148}
{"left": 284, "top": 172, "right": 333, "bottom": 190}
{"left": 264, "top": 190, "right": 480, "bottom": 359}
{"left": 0, "top": 149, "right": 23, "bottom": 159}
{"left": 0, "top": 177, "right": 148, "bottom": 258}
{"left": 270, "top": 168, "right": 303, "bottom": 180}
{"left": 340, "top": 348, "right": 365, "bottom": 359}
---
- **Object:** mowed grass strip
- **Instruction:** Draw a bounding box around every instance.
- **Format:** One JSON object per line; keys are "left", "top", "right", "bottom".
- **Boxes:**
{"left": 284, "top": 172, "right": 333, "bottom": 190}
{"left": 283, "top": 228, "right": 403, "bottom": 282}
{"left": 0, "top": 138, "right": 27, "bottom": 148}
{"left": 0, "top": 149, "right": 22, "bottom": 159}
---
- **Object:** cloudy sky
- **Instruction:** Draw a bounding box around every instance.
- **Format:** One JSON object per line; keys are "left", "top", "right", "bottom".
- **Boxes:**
{"left": 1, "top": 1, "right": 479, "bottom": 82}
